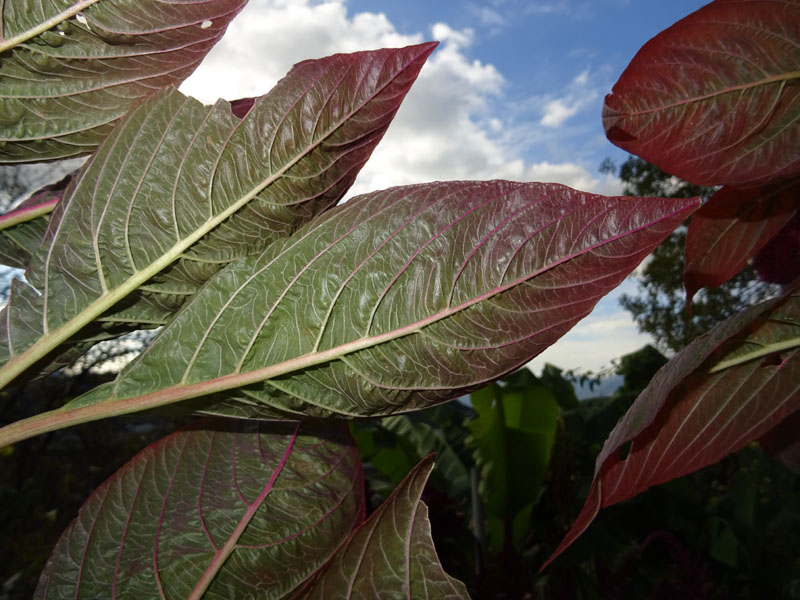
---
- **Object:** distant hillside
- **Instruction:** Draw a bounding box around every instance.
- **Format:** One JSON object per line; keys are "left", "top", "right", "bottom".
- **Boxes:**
{"left": 573, "top": 374, "right": 624, "bottom": 400}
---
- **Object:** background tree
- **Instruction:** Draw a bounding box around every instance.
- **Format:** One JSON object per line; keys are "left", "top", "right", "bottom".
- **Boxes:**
{"left": 601, "top": 157, "right": 779, "bottom": 353}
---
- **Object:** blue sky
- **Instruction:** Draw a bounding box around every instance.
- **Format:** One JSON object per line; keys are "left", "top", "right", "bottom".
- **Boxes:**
{"left": 179, "top": 0, "right": 708, "bottom": 374}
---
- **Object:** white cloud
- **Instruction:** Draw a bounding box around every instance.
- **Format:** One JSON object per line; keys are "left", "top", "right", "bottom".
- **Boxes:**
{"left": 527, "top": 298, "right": 653, "bottom": 373}
{"left": 480, "top": 7, "right": 506, "bottom": 26}
{"left": 539, "top": 68, "right": 598, "bottom": 127}
{"left": 180, "top": 0, "right": 617, "bottom": 197}
{"left": 540, "top": 99, "right": 578, "bottom": 127}
{"left": 525, "top": 1, "right": 569, "bottom": 15}
{"left": 524, "top": 161, "right": 623, "bottom": 195}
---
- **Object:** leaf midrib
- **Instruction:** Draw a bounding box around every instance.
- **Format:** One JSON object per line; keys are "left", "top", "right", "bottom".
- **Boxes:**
{"left": 709, "top": 336, "right": 800, "bottom": 373}
{"left": 0, "top": 47, "right": 429, "bottom": 388}
{"left": 0, "top": 0, "right": 103, "bottom": 53}
{"left": 619, "top": 70, "right": 800, "bottom": 117}
{"left": 0, "top": 199, "right": 695, "bottom": 445}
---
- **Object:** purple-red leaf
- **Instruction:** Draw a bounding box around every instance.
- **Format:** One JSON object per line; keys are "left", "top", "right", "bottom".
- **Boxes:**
{"left": 0, "top": 0, "right": 248, "bottom": 163}
{"left": 0, "top": 182, "right": 701, "bottom": 445}
{"left": 0, "top": 172, "right": 74, "bottom": 269}
{"left": 546, "top": 285, "right": 800, "bottom": 568}
{"left": 603, "top": 0, "right": 800, "bottom": 187}
{"left": 296, "top": 456, "right": 470, "bottom": 599}
{"left": 0, "top": 43, "right": 436, "bottom": 387}
{"left": 754, "top": 210, "right": 800, "bottom": 284}
{"left": 35, "top": 419, "right": 364, "bottom": 599}
{"left": 684, "top": 182, "right": 799, "bottom": 302}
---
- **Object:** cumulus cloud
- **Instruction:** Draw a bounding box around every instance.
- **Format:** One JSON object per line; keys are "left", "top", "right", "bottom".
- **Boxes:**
{"left": 524, "top": 162, "right": 623, "bottom": 195}
{"left": 539, "top": 68, "right": 599, "bottom": 127}
{"left": 527, "top": 298, "right": 652, "bottom": 373}
{"left": 180, "top": 0, "right": 617, "bottom": 198}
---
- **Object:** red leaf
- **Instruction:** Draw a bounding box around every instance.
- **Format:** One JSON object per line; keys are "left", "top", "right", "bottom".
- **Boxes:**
{"left": 754, "top": 210, "right": 800, "bottom": 284}
{"left": 545, "top": 285, "right": 800, "bottom": 568}
{"left": 229, "top": 97, "right": 257, "bottom": 118}
{"left": 603, "top": 0, "right": 800, "bottom": 187}
{"left": 684, "top": 181, "right": 799, "bottom": 302}
{"left": 35, "top": 420, "right": 364, "bottom": 599}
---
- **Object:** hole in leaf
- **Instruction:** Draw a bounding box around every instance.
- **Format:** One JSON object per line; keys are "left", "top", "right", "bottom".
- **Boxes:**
{"left": 618, "top": 440, "right": 633, "bottom": 461}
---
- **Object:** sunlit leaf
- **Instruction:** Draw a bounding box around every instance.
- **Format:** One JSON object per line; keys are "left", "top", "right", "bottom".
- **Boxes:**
{"left": 684, "top": 181, "right": 799, "bottom": 302}
{"left": 0, "top": 43, "right": 435, "bottom": 386}
{"left": 546, "top": 284, "right": 800, "bottom": 568}
{"left": 0, "top": 181, "right": 698, "bottom": 445}
{"left": 35, "top": 419, "right": 364, "bottom": 599}
{"left": 0, "top": 0, "right": 248, "bottom": 163}
{"left": 604, "top": 0, "right": 800, "bottom": 186}
{"left": 296, "top": 456, "right": 470, "bottom": 599}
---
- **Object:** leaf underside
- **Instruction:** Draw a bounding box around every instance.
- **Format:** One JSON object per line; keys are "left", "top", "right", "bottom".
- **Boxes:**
{"left": 0, "top": 172, "right": 71, "bottom": 269}
{"left": 0, "top": 0, "right": 248, "bottom": 163}
{"left": 0, "top": 43, "right": 435, "bottom": 386}
{"left": 603, "top": 0, "right": 800, "bottom": 187}
{"left": 64, "top": 181, "right": 697, "bottom": 426}
{"left": 296, "top": 456, "right": 470, "bottom": 599}
{"left": 683, "top": 181, "right": 800, "bottom": 302}
{"left": 35, "top": 419, "right": 364, "bottom": 600}
{"left": 547, "top": 284, "right": 800, "bottom": 567}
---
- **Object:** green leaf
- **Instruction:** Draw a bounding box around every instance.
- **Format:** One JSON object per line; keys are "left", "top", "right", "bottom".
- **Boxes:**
{"left": 0, "top": 0, "right": 248, "bottom": 163}
{"left": 0, "top": 43, "right": 435, "bottom": 386}
{"left": 35, "top": 419, "right": 364, "bottom": 599}
{"left": 0, "top": 181, "right": 698, "bottom": 445}
{"left": 0, "top": 173, "right": 68, "bottom": 268}
{"left": 467, "top": 370, "right": 560, "bottom": 550}
{"left": 296, "top": 456, "right": 470, "bottom": 599}
{"left": 352, "top": 406, "right": 471, "bottom": 500}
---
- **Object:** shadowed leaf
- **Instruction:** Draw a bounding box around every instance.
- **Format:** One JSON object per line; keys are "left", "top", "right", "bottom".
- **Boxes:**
{"left": 467, "top": 369, "right": 559, "bottom": 551}
{"left": 0, "top": 0, "right": 248, "bottom": 163}
{"left": 296, "top": 456, "right": 470, "bottom": 599}
{"left": 546, "top": 284, "right": 800, "bottom": 568}
{"left": 0, "top": 173, "right": 72, "bottom": 268}
{"left": 603, "top": 0, "right": 800, "bottom": 186}
{"left": 760, "top": 409, "right": 800, "bottom": 474}
{"left": 684, "top": 181, "right": 800, "bottom": 302}
{"left": 754, "top": 210, "right": 800, "bottom": 284}
{"left": 35, "top": 419, "right": 364, "bottom": 600}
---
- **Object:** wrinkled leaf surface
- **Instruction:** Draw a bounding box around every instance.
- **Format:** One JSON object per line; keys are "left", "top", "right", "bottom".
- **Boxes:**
{"left": 0, "top": 172, "right": 71, "bottom": 268}
{"left": 0, "top": 43, "right": 435, "bottom": 386}
{"left": 0, "top": 0, "right": 248, "bottom": 162}
{"left": 684, "top": 182, "right": 799, "bottom": 302}
{"left": 546, "top": 285, "right": 800, "bottom": 567}
{"left": 296, "top": 456, "right": 470, "bottom": 599}
{"left": 50, "top": 181, "right": 699, "bottom": 431}
{"left": 603, "top": 0, "right": 800, "bottom": 186}
{"left": 35, "top": 419, "right": 364, "bottom": 600}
